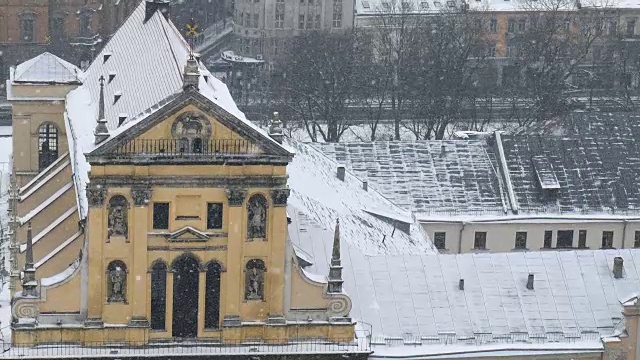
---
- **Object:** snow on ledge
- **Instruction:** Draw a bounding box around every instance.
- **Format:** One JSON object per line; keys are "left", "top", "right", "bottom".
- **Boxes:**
{"left": 40, "top": 257, "right": 80, "bottom": 287}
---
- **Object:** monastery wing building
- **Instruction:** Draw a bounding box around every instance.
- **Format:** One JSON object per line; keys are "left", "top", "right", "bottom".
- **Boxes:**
{"left": 7, "top": 0, "right": 640, "bottom": 359}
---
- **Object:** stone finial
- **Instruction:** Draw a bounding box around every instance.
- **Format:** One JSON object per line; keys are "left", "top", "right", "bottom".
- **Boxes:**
{"left": 269, "top": 112, "right": 284, "bottom": 144}
{"left": 183, "top": 54, "right": 200, "bottom": 90}
{"left": 327, "top": 218, "right": 343, "bottom": 293}
{"left": 22, "top": 222, "right": 38, "bottom": 297}
{"left": 94, "top": 75, "right": 109, "bottom": 144}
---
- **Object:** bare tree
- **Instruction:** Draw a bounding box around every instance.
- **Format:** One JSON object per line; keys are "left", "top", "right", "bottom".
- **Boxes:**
{"left": 274, "top": 31, "right": 358, "bottom": 142}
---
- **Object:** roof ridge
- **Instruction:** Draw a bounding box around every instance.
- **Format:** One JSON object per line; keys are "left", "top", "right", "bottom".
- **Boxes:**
{"left": 158, "top": 12, "right": 184, "bottom": 81}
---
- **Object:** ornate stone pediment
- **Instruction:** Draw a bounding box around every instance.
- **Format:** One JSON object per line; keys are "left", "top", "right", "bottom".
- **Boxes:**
{"left": 165, "top": 226, "right": 209, "bottom": 242}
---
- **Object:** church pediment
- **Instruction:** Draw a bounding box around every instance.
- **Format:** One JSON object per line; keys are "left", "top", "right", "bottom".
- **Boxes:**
{"left": 86, "top": 89, "right": 293, "bottom": 165}
{"left": 166, "top": 226, "right": 209, "bottom": 242}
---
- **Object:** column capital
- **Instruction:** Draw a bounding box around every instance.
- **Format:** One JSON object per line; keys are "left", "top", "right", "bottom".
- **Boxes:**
{"left": 131, "top": 186, "right": 152, "bottom": 206}
{"left": 87, "top": 185, "right": 107, "bottom": 207}
{"left": 226, "top": 188, "right": 247, "bottom": 207}
{"left": 270, "top": 188, "right": 290, "bottom": 207}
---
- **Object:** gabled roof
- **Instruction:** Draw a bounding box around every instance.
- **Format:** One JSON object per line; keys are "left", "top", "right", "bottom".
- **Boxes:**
{"left": 315, "top": 141, "right": 507, "bottom": 217}
{"left": 87, "top": 89, "right": 293, "bottom": 160}
{"left": 64, "top": 0, "right": 276, "bottom": 219}
{"left": 12, "top": 52, "right": 81, "bottom": 84}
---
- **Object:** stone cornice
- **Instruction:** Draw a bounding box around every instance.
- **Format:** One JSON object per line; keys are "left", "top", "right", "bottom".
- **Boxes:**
{"left": 89, "top": 176, "right": 287, "bottom": 189}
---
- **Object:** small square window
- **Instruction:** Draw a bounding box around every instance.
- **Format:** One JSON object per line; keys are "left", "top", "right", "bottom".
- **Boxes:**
{"left": 381, "top": 1, "right": 391, "bottom": 9}
{"left": 362, "top": 0, "right": 370, "bottom": 7}
{"left": 634, "top": 230, "right": 640, "bottom": 248}
{"left": 433, "top": 1, "right": 441, "bottom": 6}
{"left": 515, "top": 231, "right": 527, "bottom": 249}
{"left": 474, "top": 232, "right": 487, "bottom": 250}
{"left": 601, "top": 231, "right": 614, "bottom": 249}
{"left": 446, "top": 0, "right": 455, "bottom": 7}
{"left": 578, "top": 230, "right": 587, "bottom": 248}
{"left": 207, "top": 203, "right": 223, "bottom": 229}
{"left": 543, "top": 230, "right": 552, "bottom": 248}
{"left": 420, "top": 1, "right": 429, "bottom": 8}
{"left": 153, "top": 203, "right": 170, "bottom": 230}
{"left": 434, "top": 232, "right": 446, "bottom": 250}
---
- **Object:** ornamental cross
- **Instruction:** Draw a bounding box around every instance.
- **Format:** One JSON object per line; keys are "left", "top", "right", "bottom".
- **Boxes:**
{"left": 186, "top": 20, "right": 199, "bottom": 36}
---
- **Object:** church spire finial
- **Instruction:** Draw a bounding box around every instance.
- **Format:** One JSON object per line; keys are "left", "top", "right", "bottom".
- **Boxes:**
{"left": 22, "top": 222, "right": 38, "bottom": 297}
{"left": 327, "top": 218, "right": 343, "bottom": 293}
{"left": 94, "top": 75, "right": 109, "bottom": 144}
{"left": 183, "top": 55, "right": 200, "bottom": 90}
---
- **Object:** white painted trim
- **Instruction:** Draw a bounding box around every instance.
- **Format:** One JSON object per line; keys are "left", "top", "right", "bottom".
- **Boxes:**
{"left": 494, "top": 131, "right": 519, "bottom": 214}
{"left": 35, "top": 231, "right": 82, "bottom": 269}
{"left": 19, "top": 181, "right": 74, "bottom": 225}
{"left": 19, "top": 152, "right": 70, "bottom": 193}
{"left": 19, "top": 159, "right": 71, "bottom": 201}
{"left": 20, "top": 206, "right": 78, "bottom": 252}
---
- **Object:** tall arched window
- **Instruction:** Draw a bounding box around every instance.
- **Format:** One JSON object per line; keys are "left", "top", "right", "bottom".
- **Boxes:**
{"left": 106, "top": 260, "right": 127, "bottom": 303}
{"left": 245, "top": 259, "right": 265, "bottom": 300}
{"left": 150, "top": 261, "right": 167, "bottom": 330}
{"left": 38, "top": 123, "right": 58, "bottom": 170}
{"left": 247, "top": 194, "right": 267, "bottom": 239}
{"left": 107, "top": 195, "right": 129, "bottom": 239}
{"left": 204, "top": 262, "right": 222, "bottom": 329}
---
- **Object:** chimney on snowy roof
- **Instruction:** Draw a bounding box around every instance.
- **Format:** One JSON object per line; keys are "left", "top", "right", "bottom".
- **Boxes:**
{"left": 144, "top": 0, "right": 170, "bottom": 23}
{"left": 458, "top": 279, "right": 464, "bottom": 290}
{"left": 94, "top": 76, "right": 110, "bottom": 144}
{"left": 337, "top": 165, "right": 345, "bottom": 181}
{"left": 614, "top": 257, "right": 624, "bottom": 279}
{"left": 362, "top": 180, "right": 368, "bottom": 191}
{"left": 526, "top": 274, "right": 534, "bottom": 290}
{"left": 183, "top": 54, "right": 200, "bottom": 90}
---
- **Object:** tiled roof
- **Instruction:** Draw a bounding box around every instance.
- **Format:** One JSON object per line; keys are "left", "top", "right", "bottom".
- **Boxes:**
{"left": 12, "top": 52, "right": 81, "bottom": 84}
{"left": 288, "top": 140, "right": 434, "bottom": 256}
{"left": 315, "top": 141, "right": 507, "bottom": 216}
{"left": 290, "top": 211, "right": 640, "bottom": 347}
{"left": 501, "top": 134, "right": 640, "bottom": 214}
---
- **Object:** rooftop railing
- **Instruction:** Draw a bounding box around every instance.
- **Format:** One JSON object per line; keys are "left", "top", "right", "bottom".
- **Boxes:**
{"left": 113, "top": 139, "right": 261, "bottom": 157}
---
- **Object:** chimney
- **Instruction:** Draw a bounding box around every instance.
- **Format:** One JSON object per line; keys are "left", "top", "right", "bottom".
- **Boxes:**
{"left": 183, "top": 54, "right": 200, "bottom": 90}
{"left": 144, "top": 0, "right": 170, "bottom": 23}
{"left": 613, "top": 256, "right": 624, "bottom": 279}
{"left": 526, "top": 274, "right": 534, "bottom": 290}
{"left": 268, "top": 112, "right": 284, "bottom": 144}
{"left": 458, "top": 279, "right": 464, "bottom": 290}
{"left": 362, "top": 180, "right": 368, "bottom": 191}
{"left": 94, "top": 76, "right": 109, "bottom": 144}
{"left": 337, "top": 165, "right": 345, "bottom": 181}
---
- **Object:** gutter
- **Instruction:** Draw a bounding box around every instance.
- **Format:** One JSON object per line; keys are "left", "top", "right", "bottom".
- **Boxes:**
{"left": 458, "top": 222, "right": 466, "bottom": 254}
{"left": 494, "top": 131, "right": 519, "bottom": 214}
{"left": 622, "top": 219, "right": 629, "bottom": 248}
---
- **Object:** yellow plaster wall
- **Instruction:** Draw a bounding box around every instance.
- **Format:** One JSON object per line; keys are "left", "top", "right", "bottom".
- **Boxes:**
{"left": 290, "top": 263, "right": 330, "bottom": 310}
{"left": 38, "top": 274, "right": 82, "bottom": 313}
{"left": 18, "top": 160, "right": 73, "bottom": 214}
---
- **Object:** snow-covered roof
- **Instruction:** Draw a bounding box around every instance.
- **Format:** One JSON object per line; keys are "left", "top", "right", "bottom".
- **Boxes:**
{"left": 63, "top": 0, "right": 281, "bottom": 219}
{"left": 315, "top": 141, "right": 507, "bottom": 217}
{"left": 287, "top": 140, "right": 434, "bottom": 256}
{"left": 12, "top": 52, "right": 81, "bottom": 84}
{"left": 355, "top": 0, "right": 464, "bottom": 16}
{"left": 291, "top": 207, "right": 640, "bottom": 353}
{"left": 467, "top": 0, "right": 640, "bottom": 12}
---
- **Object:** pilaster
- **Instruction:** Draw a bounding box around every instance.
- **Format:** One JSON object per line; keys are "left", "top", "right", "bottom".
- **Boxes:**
{"left": 86, "top": 184, "right": 106, "bottom": 322}
{"left": 223, "top": 187, "right": 246, "bottom": 325}
{"left": 129, "top": 186, "right": 151, "bottom": 326}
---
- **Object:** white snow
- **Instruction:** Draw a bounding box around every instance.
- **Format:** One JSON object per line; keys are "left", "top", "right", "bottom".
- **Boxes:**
{"left": 18, "top": 182, "right": 73, "bottom": 225}
{"left": 12, "top": 52, "right": 80, "bottom": 84}
{"left": 40, "top": 257, "right": 80, "bottom": 287}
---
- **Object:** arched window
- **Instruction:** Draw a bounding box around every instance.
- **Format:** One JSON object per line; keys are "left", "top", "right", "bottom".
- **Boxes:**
{"left": 106, "top": 260, "right": 127, "bottom": 303}
{"left": 204, "top": 262, "right": 222, "bottom": 329}
{"left": 107, "top": 195, "right": 128, "bottom": 239}
{"left": 192, "top": 138, "right": 203, "bottom": 153}
{"left": 38, "top": 123, "right": 58, "bottom": 170}
{"left": 247, "top": 194, "right": 267, "bottom": 239}
{"left": 150, "top": 261, "right": 167, "bottom": 330}
{"left": 244, "top": 259, "right": 265, "bottom": 300}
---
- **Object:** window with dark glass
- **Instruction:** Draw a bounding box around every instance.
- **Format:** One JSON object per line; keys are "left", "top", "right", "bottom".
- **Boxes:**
{"left": 627, "top": 19, "right": 636, "bottom": 36}
{"left": 557, "top": 230, "right": 574, "bottom": 248}
{"left": 52, "top": 17, "right": 66, "bottom": 39}
{"left": 507, "top": 18, "right": 516, "bottom": 32}
{"left": 474, "top": 232, "right": 487, "bottom": 250}
{"left": 150, "top": 261, "right": 167, "bottom": 330}
{"left": 79, "top": 12, "right": 92, "bottom": 37}
{"left": 489, "top": 18, "right": 497, "bottom": 32}
{"left": 515, "top": 232, "right": 527, "bottom": 249}
{"left": 332, "top": 0, "right": 342, "bottom": 28}
{"left": 38, "top": 123, "right": 59, "bottom": 170}
{"left": 601, "top": 231, "right": 614, "bottom": 249}
{"left": 543, "top": 230, "right": 553, "bottom": 248}
{"left": 635, "top": 231, "right": 640, "bottom": 248}
{"left": 434, "top": 232, "right": 446, "bottom": 250}
{"left": 204, "top": 262, "right": 222, "bottom": 329}
{"left": 20, "top": 16, "right": 35, "bottom": 42}
{"left": 517, "top": 19, "right": 526, "bottom": 32}
{"left": 153, "top": 202, "right": 170, "bottom": 229}
{"left": 192, "top": 138, "right": 202, "bottom": 153}
{"left": 578, "top": 230, "right": 587, "bottom": 248}
{"left": 207, "top": 203, "right": 223, "bottom": 229}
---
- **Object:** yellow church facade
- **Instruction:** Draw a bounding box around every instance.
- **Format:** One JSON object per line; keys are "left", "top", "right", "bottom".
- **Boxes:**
{"left": 6, "top": 1, "right": 355, "bottom": 351}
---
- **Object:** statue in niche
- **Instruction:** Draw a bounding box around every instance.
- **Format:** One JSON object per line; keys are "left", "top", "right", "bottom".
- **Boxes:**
{"left": 107, "top": 195, "right": 128, "bottom": 239}
{"left": 245, "top": 260, "right": 265, "bottom": 300}
{"left": 107, "top": 261, "right": 127, "bottom": 302}
{"left": 247, "top": 194, "right": 267, "bottom": 239}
